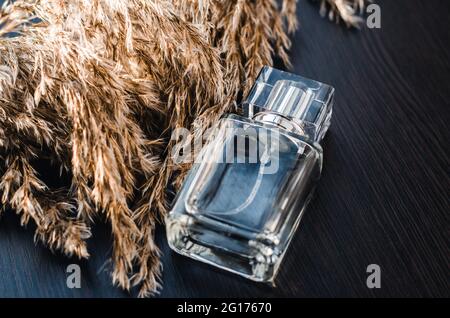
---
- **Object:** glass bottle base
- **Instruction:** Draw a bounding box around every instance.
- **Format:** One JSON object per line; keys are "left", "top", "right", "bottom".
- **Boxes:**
{"left": 166, "top": 213, "right": 282, "bottom": 283}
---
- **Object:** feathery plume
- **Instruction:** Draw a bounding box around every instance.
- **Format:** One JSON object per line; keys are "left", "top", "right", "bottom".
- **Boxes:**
{"left": 318, "top": 0, "right": 369, "bottom": 27}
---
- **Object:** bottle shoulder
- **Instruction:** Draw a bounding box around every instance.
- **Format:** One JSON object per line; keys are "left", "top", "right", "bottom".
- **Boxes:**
{"left": 220, "top": 114, "right": 323, "bottom": 153}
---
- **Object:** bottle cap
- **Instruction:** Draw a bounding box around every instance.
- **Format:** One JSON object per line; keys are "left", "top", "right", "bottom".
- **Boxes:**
{"left": 243, "top": 66, "right": 335, "bottom": 143}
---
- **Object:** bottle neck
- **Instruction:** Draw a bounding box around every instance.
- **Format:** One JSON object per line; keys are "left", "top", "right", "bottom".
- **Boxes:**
{"left": 252, "top": 111, "right": 307, "bottom": 138}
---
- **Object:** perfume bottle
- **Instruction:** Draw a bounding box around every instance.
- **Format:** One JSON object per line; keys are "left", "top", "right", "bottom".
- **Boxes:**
{"left": 166, "top": 66, "right": 334, "bottom": 283}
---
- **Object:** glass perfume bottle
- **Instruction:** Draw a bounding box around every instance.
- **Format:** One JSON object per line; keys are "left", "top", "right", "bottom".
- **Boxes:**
{"left": 166, "top": 66, "right": 334, "bottom": 283}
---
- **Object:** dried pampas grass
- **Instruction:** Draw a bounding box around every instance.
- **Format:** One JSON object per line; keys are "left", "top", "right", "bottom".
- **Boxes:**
{"left": 318, "top": 0, "right": 369, "bottom": 27}
{"left": 0, "top": 0, "right": 368, "bottom": 296}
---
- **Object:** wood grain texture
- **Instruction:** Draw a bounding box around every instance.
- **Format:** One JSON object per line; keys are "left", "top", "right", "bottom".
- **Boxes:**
{"left": 0, "top": 0, "right": 448, "bottom": 297}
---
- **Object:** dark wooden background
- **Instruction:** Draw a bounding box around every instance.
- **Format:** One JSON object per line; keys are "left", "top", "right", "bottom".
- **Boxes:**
{"left": 0, "top": 0, "right": 448, "bottom": 298}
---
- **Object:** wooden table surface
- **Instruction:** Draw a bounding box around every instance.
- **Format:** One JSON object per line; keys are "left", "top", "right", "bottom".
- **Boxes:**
{"left": 0, "top": 0, "right": 448, "bottom": 298}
